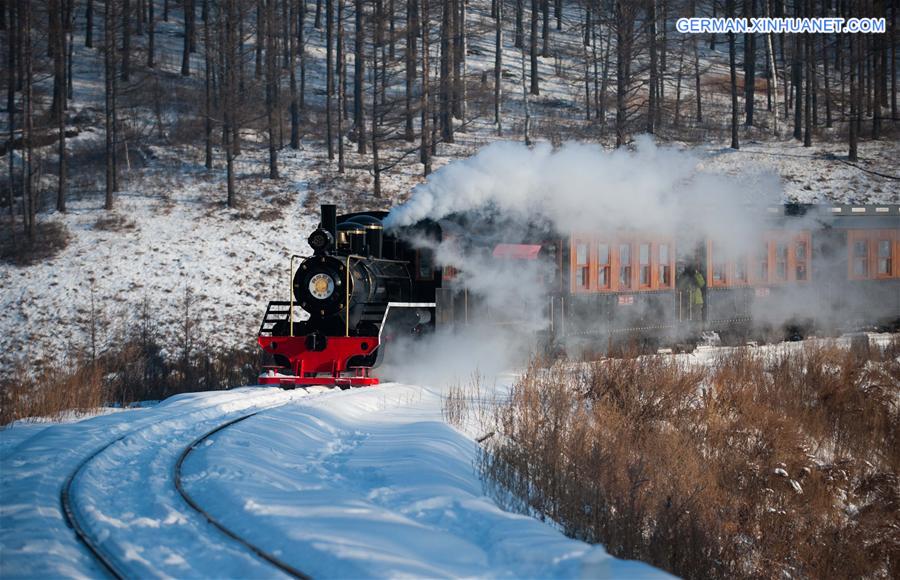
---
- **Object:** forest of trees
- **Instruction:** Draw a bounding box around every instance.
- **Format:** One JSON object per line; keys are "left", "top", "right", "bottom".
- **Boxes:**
{"left": 1, "top": 0, "right": 897, "bottom": 242}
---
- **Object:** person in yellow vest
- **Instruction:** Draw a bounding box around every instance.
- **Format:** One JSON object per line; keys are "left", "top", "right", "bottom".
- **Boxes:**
{"left": 677, "top": 264, "right": 706, "bottom": 322}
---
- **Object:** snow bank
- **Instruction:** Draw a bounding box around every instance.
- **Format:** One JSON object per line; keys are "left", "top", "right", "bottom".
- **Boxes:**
{"left": 181, "top": 383, "right": 668, "bottom": 578}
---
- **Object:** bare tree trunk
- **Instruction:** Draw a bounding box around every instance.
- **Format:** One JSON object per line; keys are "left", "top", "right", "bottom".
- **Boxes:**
{"left": 765, "top": 0, "right": 778, "bottom": 136}
{"left": 864, "top": 33, "right": 871, "bottom": 117}
{"left": 187, "top": 0, "right": 196, "bottom": 51}
{"left": 255, "top": 0, "right": 263, "bottom": 77}
{"left": 530, "top": 0, "right": 539, "bottom": 95}
{"left": 420, "top": 0, "right": 431, "bottom": 174}
{"left": 53, "top": 0, "right": 67, "bottom": 211}
{"left": 615, "top": 0, "right": 631, "bottom": 148}
{"left": 458, "top": 0, "right": 466, "bottom": 122}
{"left": 404, "top": 0, "right": 416, "bottom": 141}
{"left": 122, "top": 0, "right": 131, "bottom": 80}
{"left": 694, "top": 32, "right": 702, "bottom": 123}
{"left": 674, "top": 35, "right": 685, "bottom": 127}
{"left": 849, "top": 30, "right": 858, "bottom": 161}
{"left": 148, "top": 0, "right": 155, "bottom": 66}
{"left": 6, "top": 0, "right": 15, "bottom": 225}
{"left": 583, "top": 38, "right": 590, "bottom": 120}
{"left": 290, "top": 0, "right": 300, "bottom": 149}
{"left": 281, "top": 0, "right": 289, "bottom": 68}
{"left": 372, "top": 0, "right": 382, "bottom": 197}
{"left": 326, "top": 0, "right": 334, "bottom": 159}
{"left": 647, "top": 0, "right": 657, "bottom": 134}
{"left": 225, "top": 0, "right": 237, "bottom": 206}
{"left": 521, "top": 46, "right": 531, "bottom": 146}
{"left": 337, "top": 0, "right": 345, "bottom": 172}
{"left": 541, "top": 0, "right": 549, "bottom": 57}
{"left": 792, "top": 0, "right": 802, "bottom": 140}
{"left": 86, "top": 0, "right": 94, "bottom": 47}
{"left": 233, "top": 1, "right": 242, "bottom": 156}
{"left": 204, "top": 4, "right": 212, "bottom": 169}
{"left": 872, "top": 0, "right": 882, "bottom": 138}
{"left": 727, "top": 0, "right": 739, "bottom": 149}
{"left": 24, "top": 0, "right": 34, "bottom": 236}
{"left": 515, "top": 0, "right": 523, "bottom": 49}
{"left": 743, "top": 0, "right": 755, "bottom": 126}
{"left": 182, "top": 0, "right": 194, "bottom": 75}
{"left": 658, "top": 0, "right": 666, "bottom": 124}
{"left": 440, "top": 0, "right": 453, "bottom": 142}
{"left": 315, "top": 0, "right": 322, "bottom": 28}
{"left": 494, "top": 0, "right": 502, "bottom": 135}
{"left": 451, "top": 0, "right": 461, "bottom": 119}
{"left": 823, "top": 34, "right": 832, "bottom": 127}
{"left": 105, "top": 0, "right": 117, "bottom": 210}
{"left": 599, "top": 21, "right": 612, "bottom": 124}
{"left": 265, "top": 0, "right": 278, "bottom": 177}
{"left": 66, "top": 0, "right": 74, "bottom": 101}
{"left": 355, "top": 0, "right": 366, "bottom": 153}
{"left": 891, "top": 0, "right": 896, "bottom": 119}
{"left": 804, "top": 26, "right": 812, "bottom": 146}
{"left": 389, "top": 0, "right": 395, "bottom": 59}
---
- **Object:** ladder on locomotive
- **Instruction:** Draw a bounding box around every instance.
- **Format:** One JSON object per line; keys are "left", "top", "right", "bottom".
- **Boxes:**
{"left": 259, "top": 301, "right": 291, "bottom": 336}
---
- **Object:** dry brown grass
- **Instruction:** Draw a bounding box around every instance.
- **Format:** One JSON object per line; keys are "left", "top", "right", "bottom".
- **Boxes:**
{"left": 480, "top": 339, "right": 900, "bottom": 579}
{"left": 0, "top": 293, "right": 264, "bottom": 426}
{"left": 0, "top": 341, "right": 262, "bottom": 426}
{"left": 0, "top": 358, "right": 105, "bottom": 425}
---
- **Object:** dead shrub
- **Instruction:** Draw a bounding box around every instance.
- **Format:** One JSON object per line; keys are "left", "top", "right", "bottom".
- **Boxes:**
{"left": 481, "top": 341, "right": 900, "bottom": 579}
{"left": 0, "top": 220, "right": 71, "bottom": 266}
{"left": 441, "top": 371, "right": 497, "bottom": 436}
{"left": 256, "top": 208, "right": 283, "bottom": 222}
{"left": 93, "top": 213, "right": 137, "bottom": 232}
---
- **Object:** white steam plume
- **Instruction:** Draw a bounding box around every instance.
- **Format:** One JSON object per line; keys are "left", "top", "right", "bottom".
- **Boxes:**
{"left": 384, "top": 137, "right": 783, "bottom": 238}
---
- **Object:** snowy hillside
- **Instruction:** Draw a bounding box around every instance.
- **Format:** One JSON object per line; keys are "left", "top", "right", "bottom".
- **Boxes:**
{"left": 3, "top": 0, "right": 898, "bottom": 373}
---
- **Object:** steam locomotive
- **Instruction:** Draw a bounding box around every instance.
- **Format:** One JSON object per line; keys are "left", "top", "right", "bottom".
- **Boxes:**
{"left": 257, "top": 204, "right": 441, "bottom": 387}
{"left": 258, "top": 203, "right": 900, "bottom": 387}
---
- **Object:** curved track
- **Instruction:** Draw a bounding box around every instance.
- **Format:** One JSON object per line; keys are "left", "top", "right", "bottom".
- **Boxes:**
{"left": 60, "top": 432, "right": 133, "bottom": 580}
{"left": 60, "top": 404, "right": 312, "bottom": 579}
{"left": 174, "top": 412, "right": 311, "bottom": 580}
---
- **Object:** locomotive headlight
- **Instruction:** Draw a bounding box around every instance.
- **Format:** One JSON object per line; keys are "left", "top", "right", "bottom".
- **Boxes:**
{"left": 308, "top": 273, "right": 335, "bottom": 300}
{"left": 308, "top": 228, "right": 334, "bottom": 253}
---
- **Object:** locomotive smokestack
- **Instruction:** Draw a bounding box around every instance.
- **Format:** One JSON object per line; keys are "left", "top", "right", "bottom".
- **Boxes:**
{"left": 321, "top": 204, "right": 337, "bottom": 242}
{"left": 365, "top": 225, "right": 383, "bottom": 258}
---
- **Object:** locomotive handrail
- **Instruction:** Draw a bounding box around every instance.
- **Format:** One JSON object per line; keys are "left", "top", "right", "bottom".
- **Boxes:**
{"left": 287, "top": 251, "right": 412, "bottom": 338}
{"left": 343, "top": 254, "right": 412, "bottom": 337}
{"left": 377, "top": 302, "right": 437, "bottom": 343}
{"left": 289, "top": 254, "right": 312, "bottom": 337}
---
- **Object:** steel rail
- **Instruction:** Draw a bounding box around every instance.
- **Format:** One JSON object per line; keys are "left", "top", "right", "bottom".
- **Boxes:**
{"left": 173, "top": 412, "right": 312, "bottom": 580}
{"left": 60, "top": 433, "right": 133, "bottom": 580}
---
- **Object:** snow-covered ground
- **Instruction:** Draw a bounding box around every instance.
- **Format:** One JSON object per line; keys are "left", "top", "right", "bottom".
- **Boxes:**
{"left": 0, "top": 381, "right": 667, "bottom": 578}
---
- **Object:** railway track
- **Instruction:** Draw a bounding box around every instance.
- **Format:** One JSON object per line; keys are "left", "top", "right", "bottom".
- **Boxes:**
{"left": 60, "top": 431, "right": 134, "bottom": 580}
{"left": 60, "top": 402, "right": 313, "bottom": 579}
{"left": 174, "top": 412, "right": 311, "bottom": 580}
